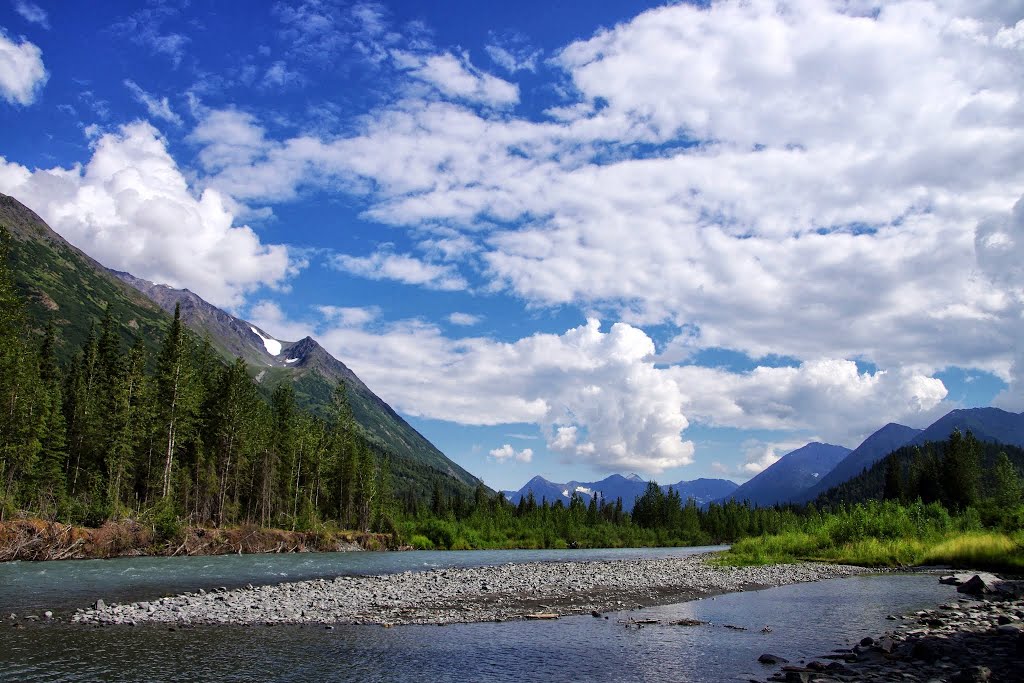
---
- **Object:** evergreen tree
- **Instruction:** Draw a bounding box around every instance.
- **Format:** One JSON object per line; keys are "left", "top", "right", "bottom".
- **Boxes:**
{"left": 30, "top": 325, "right": 68, "bottom": 516}
{"left": 154, "top": 304, "right": 200, "bottom": 500}
{"left": 327, "top": 382, "right": 356, "bottom": 525}
{"left": 990, "top": 451, "right": 1022, "bottom": 509}
{"left": 942, "top": 430, "right": 981, "bottom": 511}
{"left": 882, "top": 454, "right": 904, "bottom": 502}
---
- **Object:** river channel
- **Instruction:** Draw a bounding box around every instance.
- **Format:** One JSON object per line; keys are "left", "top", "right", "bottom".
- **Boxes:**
{"left": 0, "top": 547, "right": 956, "bottom": 682}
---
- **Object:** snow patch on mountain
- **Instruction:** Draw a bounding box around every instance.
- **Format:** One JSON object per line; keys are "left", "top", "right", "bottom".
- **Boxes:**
{"left": 250, "top": 326, "right": 282, "bottom": 356}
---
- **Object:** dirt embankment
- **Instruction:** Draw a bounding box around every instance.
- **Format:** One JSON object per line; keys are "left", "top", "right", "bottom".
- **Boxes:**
{"left": 0, "top": 518, "right": 391, "bottom": 561}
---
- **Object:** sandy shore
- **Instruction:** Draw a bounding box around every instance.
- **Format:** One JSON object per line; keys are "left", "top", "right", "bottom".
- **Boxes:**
{"left": 71, "top": 552, "right": 869, "bottom": 627}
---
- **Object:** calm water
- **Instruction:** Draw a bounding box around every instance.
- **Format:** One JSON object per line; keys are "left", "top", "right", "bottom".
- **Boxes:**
{"left": 0, "top": 548, "right": 957, "bottom": 682}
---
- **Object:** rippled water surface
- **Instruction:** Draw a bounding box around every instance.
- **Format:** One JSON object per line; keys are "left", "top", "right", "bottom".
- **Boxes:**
{"left": 0, "top": 549, "right": 956, "bottom": 682}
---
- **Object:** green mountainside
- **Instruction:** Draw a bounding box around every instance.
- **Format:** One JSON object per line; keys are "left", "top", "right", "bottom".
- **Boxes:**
{"left": 814, "top": 435, "right": 1024, "bottom": 509}
{"left": 0, "top": 192, "right": 481, "bottom": 501}
{"left": 0, "top": 193, "right": 171, "bottom": 362}
{"left": 110, "top": 270, "right": 482, "bottom": 494}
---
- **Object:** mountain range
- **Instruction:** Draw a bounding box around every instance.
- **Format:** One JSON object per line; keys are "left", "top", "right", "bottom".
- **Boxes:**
{"left": 718, "top": 442, "right": 851, "bottom": 507}
{"left": 502, "top": 473, "right": 738, "bottom": 513}
{"left": 1, "top": 192, "right": 480, "bottom": 499}
{"left": 505, "top": 407, "right": 1024, "bottom": 512}
{"left": 793, "top": 424, "right": 923, "bottom": 503}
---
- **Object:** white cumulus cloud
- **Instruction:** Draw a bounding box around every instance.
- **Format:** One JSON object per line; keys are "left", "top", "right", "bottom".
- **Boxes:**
{"left": 398, "top": 51, "right": 519, "bottom": 108}
{"left": 0, "top": 30, "right": 46, "bottom": 105}
{"left": 489, "top": 444, "right": 533, "bottom": 463}
{"left": 0, "top": 122, "right": 298, "bottom": 308}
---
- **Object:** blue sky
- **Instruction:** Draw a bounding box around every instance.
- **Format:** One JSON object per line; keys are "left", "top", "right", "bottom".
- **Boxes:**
{"left": 1, "top": 0, "right": 1023, "bottom": 492}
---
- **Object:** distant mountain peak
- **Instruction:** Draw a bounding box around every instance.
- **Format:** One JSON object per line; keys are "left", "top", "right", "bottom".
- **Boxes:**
{"left": 626, "top": 473, "right": 645, "bottom": 482}
{"left": 721, "top": 442, "right": 851, "bottom": 507}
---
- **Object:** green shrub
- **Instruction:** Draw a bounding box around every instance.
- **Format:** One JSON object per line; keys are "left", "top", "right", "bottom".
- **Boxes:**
{"left": 408, "top": 534, "right": 435, "bottom": 550}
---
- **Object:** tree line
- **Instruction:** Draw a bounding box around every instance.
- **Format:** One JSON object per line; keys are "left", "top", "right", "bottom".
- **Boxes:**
{"left": 0, "top": 228, "right": 395, "bottom": 535}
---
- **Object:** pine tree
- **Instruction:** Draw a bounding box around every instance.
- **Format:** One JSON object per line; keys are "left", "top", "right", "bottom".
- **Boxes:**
{"left": 105, "top": 337, "right": 148, "bottom": 515}
{"left": 269, "top": 383, "right": 297, "bottom": 527}
{"left": 991, "top": 451, "right": 1022, "bottom": 509}
{"left": 942, "top": 430, "right": 981, "bottom": 511}
{"left": 328, "top": 382, "right": 356, "bottom": 525}
{"left": 154, "top": 304, "right": 200, "bottom": 500}
{"left": 208, "top": 358, "right": 259, "bottom": 526}
{"left": 882, "top": 454, "right": 904, "bottom": 502}
{"left": 30, "top": 324, "right": 68, "bottom": 517}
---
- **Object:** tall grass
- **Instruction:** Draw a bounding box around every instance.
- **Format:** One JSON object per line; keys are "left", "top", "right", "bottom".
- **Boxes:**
{"left": 719, "top": 529, "right": 1022, "bottom": 571}
{"left": 920, "top": 532, "right": 1024, "bottom": 571}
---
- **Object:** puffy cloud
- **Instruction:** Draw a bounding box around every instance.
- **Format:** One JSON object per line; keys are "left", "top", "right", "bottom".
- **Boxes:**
{"left": 189, "top": 108, "right": 270, "bottom": 172}
{"left": 671, "top": 359, "right": 949, "bottom": 440}
{"left": 330, "top": 251, "right": 468, "bottom": 291}
{"left": 304, "top": 317, "right": 693, "bottom": 473}
{"left": 397, "top": 51, "right": 519, "bottom": 108}
{"left": 124, "top": 80, "right": 182, "bottom": 126}
{"left": 0, "top": 30, "right": 46, "bottom": 105}
{"left": 182, "top": 1, "right": 1020, "bottom": 441}
{"left": 0, "top": 122, "right": 298, "bottom": 308}
{"left": 13, "top": 1, "right": 49, "bottom": 29}
{"left": 976, "top": 194, "right": 1024, "bottom": 291}
{"left": 489, "top": 444, "right": 533, "bottom": 463}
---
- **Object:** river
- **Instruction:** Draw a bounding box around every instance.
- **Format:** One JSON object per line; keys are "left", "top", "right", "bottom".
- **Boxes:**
{"left": 0, "top": 547, "right": 956, "bottom": 682}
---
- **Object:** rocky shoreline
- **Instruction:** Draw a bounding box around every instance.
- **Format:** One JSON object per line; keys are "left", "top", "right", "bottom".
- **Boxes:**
{"left": 761, "top": 573, "right": 1024, "bottom": 683}
{"left": 71, "top": 553, "right": 867, "bottom": 627}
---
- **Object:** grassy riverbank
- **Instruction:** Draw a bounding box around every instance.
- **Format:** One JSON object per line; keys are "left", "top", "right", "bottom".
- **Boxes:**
{"left": 717, "top": 530, "right": 1024, "bottom": 572}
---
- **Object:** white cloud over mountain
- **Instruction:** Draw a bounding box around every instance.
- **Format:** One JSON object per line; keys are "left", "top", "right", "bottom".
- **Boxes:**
{"left": 0, "top": 122, "right": 297, "bottom": 308}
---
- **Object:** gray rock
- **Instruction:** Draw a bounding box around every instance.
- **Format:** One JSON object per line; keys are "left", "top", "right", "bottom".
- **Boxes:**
{"left": 956, "top": 574, "right": 1002, "bottom": 596}
{"left": 759, "top": 654, "right": 789, "bottom": 665}
{"left": 94, "top": 599, "right": 106, "bottom": 610}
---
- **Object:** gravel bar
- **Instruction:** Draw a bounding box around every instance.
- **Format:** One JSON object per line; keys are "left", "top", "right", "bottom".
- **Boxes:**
{"left": 72, "top": 553, "right": 869, "bottom": 627}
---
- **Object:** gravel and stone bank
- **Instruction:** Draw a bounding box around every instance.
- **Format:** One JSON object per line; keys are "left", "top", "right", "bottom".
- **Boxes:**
{"left": 762, "top": 575, "right": 1024, "bottom": 683}
{"left": 71, "top": 553, "right": 868, "bottom": 627}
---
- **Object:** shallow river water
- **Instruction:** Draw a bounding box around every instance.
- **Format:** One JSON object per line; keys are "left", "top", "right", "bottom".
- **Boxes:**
{"left": 0, "top": 548, "right": 956, "bottom": 682}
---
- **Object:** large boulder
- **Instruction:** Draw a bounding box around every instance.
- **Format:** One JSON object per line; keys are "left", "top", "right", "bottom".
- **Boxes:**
{"left": 956, "top": 574, "right": 1003, "bottom": 596}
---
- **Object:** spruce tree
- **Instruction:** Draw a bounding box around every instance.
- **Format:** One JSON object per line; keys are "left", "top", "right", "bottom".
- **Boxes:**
{"left": 991, "top": 451, "right": 1022, "bottom": 509}
{"left": 154, "top": 304, "right": 199, "bottom": 500}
